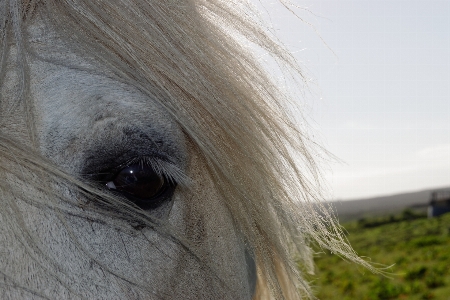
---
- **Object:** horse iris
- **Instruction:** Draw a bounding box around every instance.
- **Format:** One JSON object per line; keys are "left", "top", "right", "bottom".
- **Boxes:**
{"left": 106, "top": 164, "right": 166, "bottom": 200}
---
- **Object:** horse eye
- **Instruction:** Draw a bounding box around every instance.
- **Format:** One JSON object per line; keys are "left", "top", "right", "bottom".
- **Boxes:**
{"left": 105, "top": 164, "right": 172, "bottom": 210}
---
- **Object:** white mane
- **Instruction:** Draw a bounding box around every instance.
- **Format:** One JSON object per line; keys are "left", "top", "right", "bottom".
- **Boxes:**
{"left": 0, "top": 0, "right": 375, "bottom": 299}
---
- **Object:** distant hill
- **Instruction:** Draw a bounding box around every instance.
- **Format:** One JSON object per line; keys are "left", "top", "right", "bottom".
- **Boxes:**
{"left": 328, "top": 186, "right": 450, "bottom": 222}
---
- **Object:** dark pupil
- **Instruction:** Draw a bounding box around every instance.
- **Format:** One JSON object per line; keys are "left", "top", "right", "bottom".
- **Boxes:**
{"left": 113, "top": 165, "right": 165, "bottom": 199}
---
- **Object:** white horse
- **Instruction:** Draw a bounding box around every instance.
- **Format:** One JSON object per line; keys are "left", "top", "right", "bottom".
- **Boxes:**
{"left": 0, "top": 0, "right": 374, "bottom": 299}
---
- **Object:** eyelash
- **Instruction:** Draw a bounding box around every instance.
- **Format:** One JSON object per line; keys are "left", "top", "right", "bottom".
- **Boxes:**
{"left": 117, "top": 156, "right": 189, "bottom": 186}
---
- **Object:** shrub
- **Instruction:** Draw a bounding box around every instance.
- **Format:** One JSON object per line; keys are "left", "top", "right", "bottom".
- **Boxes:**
{"left": 410, "top": 236, "right": 443, "bottom": 247}
{"left": 369, "top": 278, "right": 403, "bottom": 299}
{"left": 405, "top": 266, "right": 427, "bottom": 281}
{"left": 425, "top": 270, "right": 445, "bottom": 288}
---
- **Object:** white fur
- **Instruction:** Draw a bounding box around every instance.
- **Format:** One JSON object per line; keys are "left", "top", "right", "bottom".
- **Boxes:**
{"left": 1, "top": 15, "right": 253, "bottom": 300}
{"left": 0, "top": 1, "right": 376, "bottom": 299}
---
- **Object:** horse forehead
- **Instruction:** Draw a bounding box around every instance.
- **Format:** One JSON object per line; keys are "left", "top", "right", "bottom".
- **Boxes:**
{"left": 25, "top": 17, "right": 173, "bottom": 130}
{"left": 4, "top": 19, "right": 183, "bottom": 167}
{"left": 31, "top": 64, "right": 173, "bottom": 130}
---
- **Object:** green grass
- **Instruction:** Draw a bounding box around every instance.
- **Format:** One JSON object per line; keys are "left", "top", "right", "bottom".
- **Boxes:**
{"left": 310, "top": 210, "right": 450, "bottom": 300}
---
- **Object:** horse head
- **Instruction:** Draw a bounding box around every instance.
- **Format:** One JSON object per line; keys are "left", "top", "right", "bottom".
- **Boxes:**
{"left": 0, "top": 1, "right": 373, "bottom": 299}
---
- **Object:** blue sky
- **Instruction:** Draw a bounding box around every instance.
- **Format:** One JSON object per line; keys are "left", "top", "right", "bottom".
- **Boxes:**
{"left": 257, "top": 1, "right": 450, "bottom": 200}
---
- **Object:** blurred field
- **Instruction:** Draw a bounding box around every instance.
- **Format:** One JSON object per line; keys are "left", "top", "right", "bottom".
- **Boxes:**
{"left": 311, "top": 210, "right": 450, "bottom": 300}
